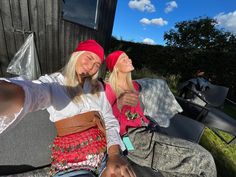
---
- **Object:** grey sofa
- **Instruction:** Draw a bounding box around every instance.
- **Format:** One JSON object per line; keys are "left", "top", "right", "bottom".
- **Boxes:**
{"left": 0, "top": 110, "right": 56, "bottom": 176}
{"left": 0, "top": 109, "right": 204, "bottom": 177}
{"left": 0, "top": 79, "right": 205, "bottom": 176}
{"left": 0, "top": 109, "right": 165, "bottom": 176}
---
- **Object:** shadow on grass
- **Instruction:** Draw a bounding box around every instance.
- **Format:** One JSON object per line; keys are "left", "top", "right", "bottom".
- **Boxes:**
{"left": 223, "top": 103, "right": 236, "bottom": 120}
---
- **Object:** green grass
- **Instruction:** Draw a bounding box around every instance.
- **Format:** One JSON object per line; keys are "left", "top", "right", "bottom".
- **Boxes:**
{"left": 206, "top": 104, "right": 236, "bottom": 177}
{"left": 214, "top": 129, "right": 235, "bottom": 143}
{"left": 200, "top": 128, "right": 236, "bottom": 177}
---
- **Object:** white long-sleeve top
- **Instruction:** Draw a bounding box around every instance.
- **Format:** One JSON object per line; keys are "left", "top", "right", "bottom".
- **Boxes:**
{"left": 0, "top": 73, "right": 125, "bottom": 150}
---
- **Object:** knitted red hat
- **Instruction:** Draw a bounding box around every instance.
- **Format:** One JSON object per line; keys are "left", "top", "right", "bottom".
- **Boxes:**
{"left": 75, "top": 39, "right": 104, "bottom": 62}
{"left": 105, "top": 50, "right": 124, "bottom": 71}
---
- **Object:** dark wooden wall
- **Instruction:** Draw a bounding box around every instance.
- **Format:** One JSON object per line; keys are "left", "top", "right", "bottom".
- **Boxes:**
{"left": 0, "top": 0, "right": 117, "bottom": 76}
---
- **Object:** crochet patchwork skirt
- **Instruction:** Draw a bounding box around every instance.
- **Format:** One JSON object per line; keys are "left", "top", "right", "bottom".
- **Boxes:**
{"left": 50, "top": 127, "right": 106, "bottom": 176}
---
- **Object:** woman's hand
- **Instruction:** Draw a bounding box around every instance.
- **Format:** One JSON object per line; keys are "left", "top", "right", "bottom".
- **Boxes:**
{"left": 117, "top": 91, "right": 139, "bottom": 110}
{"left": 101, "top": 154, "right": 136, "bottom": 177}
{"left": 102, "top": 145, "right": 136, "bottom": 177}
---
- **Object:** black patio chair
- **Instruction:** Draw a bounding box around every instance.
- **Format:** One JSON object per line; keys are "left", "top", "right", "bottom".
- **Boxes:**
{"left": 176, "top": 95, "right": 236, "bottom": 144}
{"left": 178, "top": 78, "right": 230, "bottom": 108}
{"left": 155, "top": 114, "right": 205, "bottom": 143}
{"left": 201, "top": 83, "right": 229, "bottom": 108}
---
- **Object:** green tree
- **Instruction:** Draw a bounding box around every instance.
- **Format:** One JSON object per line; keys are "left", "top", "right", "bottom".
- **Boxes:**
{"left": 164, "top": 17, "right": 236, "bottom": 52}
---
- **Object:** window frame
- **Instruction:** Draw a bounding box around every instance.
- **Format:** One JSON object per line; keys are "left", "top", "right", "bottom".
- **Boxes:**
{"left": 61, "top": 0, "right": 100, "bottom": 30}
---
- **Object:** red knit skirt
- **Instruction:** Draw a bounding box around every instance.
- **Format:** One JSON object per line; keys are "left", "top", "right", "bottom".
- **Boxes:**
{"left": 50, "top": 127, "right": 106, "bottom": 175}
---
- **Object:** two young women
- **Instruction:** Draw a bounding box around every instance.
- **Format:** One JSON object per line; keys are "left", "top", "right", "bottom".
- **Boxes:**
{"left": 0, "top": 40, "right": 136, "bottom": 177}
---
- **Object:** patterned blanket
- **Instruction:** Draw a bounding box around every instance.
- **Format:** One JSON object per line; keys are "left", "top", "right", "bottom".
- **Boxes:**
{"left": 136, "top": 78, "right": 183, "bottom": 127}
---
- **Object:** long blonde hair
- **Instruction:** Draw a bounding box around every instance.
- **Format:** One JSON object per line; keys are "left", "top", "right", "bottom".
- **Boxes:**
{"left": 108, "top": 67, "right": 135, "bottom": 97}
{"left": 62, "top": 51, "right": 100, "bottom": 103}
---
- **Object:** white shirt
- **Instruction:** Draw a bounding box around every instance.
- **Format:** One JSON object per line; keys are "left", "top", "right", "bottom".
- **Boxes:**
{"left": 0, "top": 73, "right": 125, "bottom": 150}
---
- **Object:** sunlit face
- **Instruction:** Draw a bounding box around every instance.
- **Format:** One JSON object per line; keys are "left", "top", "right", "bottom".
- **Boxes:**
{"left": 115, "top": 53, "right": 134, "bottom": 73}
{"left": 75, "top": 51, "right": 101, "bottom": 79}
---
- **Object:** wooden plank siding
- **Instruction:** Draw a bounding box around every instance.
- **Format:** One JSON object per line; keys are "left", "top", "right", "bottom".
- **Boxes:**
{"left": 0, "top": 10, "right": 8, "bottom": 76}
{"left": 19, "top": 0, "right": 30, "bottom": 38}
{"left": 1, "top": 0, "right": 17, "bottom": 60}
{"left": 0, "top": 0, "right": 117, "bottom": 77}
{"left": 37, "top": 0, "right": 46, "bottom": 73}
{"left": 10, "top": 0, "right": 24, "bottom": 50}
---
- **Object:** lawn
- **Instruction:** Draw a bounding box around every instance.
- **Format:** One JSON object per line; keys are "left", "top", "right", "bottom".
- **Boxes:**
{"left": 200, "top": 128, "right": 236, "bottom": 177}
{"left": 200, "top": 103, "right": 236, "bottom": 177}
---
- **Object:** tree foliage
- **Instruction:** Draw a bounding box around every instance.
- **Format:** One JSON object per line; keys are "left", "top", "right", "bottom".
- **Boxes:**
{"left": 164, "top": 17, "right": 236, "bottom": 52}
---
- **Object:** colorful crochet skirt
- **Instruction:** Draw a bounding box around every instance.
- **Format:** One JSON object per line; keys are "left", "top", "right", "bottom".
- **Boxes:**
{"left": 50, "top": 127, "right": 106, "bottom": 176}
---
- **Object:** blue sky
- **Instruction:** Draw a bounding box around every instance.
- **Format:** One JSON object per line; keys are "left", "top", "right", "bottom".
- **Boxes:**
{"left": 112, "top": 0, "right": 236, "bottom": 46}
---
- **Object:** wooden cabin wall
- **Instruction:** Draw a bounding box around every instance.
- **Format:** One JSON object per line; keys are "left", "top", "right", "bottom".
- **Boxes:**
{"left": 0, "top": 0, "right": 117, "bottom": 76}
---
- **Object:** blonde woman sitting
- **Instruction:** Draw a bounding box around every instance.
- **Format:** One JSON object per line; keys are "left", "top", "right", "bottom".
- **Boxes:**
{"left": 104, "top": 50, "right": 217, "bottom": 177}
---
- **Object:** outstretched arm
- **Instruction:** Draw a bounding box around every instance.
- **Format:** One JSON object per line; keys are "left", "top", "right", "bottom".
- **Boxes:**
{"left": 0, "top": 75, "right": 53, "bottom": 134}
{"left": 0, "top": 81, "right": 24, "bottom": 116}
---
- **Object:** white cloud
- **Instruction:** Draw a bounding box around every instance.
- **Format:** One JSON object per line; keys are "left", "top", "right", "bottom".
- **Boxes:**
{"left": 215, "top": 11, "right": 236, "bottom": 34}
{"left": 128, "top": 0, "right": 155, "bottom": 12}
{"left": 151, "top": 18, "right": 168, "bottom": 25}
{"left": 164, "top": 1, "right": 177, "bottom": 13}
{"left": 140, "top": 18, "right": 151, "bottom": 25}
{"left": 140, "top": 17, "right": 168, "bottom": 26}
{"left": 143, "top": 38, "right": 156, "bottom": 45}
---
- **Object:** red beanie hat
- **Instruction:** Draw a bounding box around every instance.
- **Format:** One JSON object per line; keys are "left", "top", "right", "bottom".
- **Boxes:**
{"left": 75, "top": 39, "right": 104, "bottom": 62}
{"left": 106, "top": 50, "right": 124, "bottom": 71}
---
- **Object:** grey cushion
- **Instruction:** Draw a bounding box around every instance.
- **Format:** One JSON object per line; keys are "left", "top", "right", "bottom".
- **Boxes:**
{"left": 0, "top": 110, "right": 56, "bottom": 175}
{"left": 3, "top": 167, "right": 50, "bottom": 177}
{"left": 157, "top": 114, "right": 205, "bottom": 143}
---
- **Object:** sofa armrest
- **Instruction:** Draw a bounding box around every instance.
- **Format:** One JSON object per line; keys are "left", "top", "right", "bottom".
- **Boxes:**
{"left": 0, "top": 110, "right": 56, "bottom": 175}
